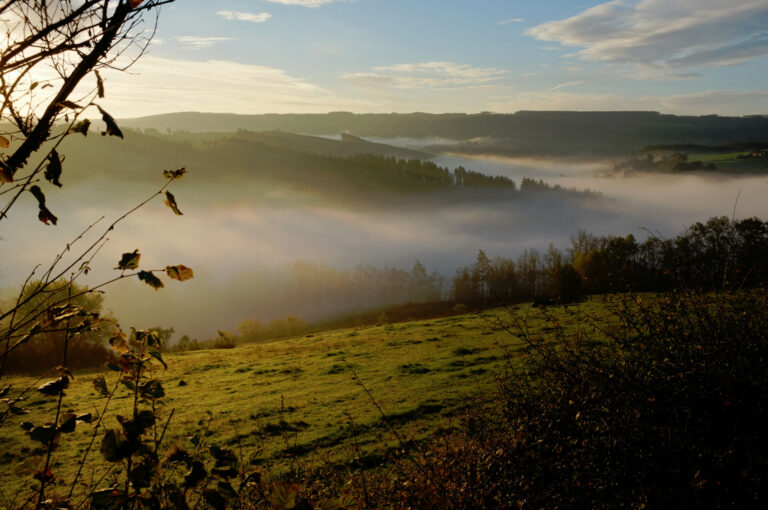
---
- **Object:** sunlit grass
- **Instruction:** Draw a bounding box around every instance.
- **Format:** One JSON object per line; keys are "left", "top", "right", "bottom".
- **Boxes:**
{"left": 0, "top": 299, "right": 608, "bottom": 500}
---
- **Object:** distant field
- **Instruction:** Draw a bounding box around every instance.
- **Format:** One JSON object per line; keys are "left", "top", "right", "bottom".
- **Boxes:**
{"left": 693, "top": 152, "right": 768, "bottom": 172}
{"left": 0, "top": 299, "right": 608, "bottom": 501}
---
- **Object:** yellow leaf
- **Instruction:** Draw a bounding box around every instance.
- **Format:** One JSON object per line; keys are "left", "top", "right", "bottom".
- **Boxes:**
{"left": 166, "top": 265, "right": 194, "bottom": 281}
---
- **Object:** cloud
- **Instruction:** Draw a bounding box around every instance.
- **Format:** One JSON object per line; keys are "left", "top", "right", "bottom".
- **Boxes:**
{"left": 527, "top": 0, "right": 768, "bottom": 69}
{"left": 499, "top": 18, "right": 524, "bottom": 24}
{"left": 217, "top": 10, "right": 272, "bottom": 23}
{"left": 175, "top": 36, "right": 233, "bottom": 49}
{"left": 264, "top": 0, "right": 347, "bottom": 6}
{"left": 342, "top": 61, "right": 507, "bottom": 90}
{"left": 549, "top": 80, "right": 590, "bottom": 90}
{"left": 96, "top": 56, "right": 376, "bottom": 117}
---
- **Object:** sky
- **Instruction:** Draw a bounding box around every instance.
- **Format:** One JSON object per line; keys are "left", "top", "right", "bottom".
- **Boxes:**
{"left": 94, "top": 0, "right": 768, "bottom": 118}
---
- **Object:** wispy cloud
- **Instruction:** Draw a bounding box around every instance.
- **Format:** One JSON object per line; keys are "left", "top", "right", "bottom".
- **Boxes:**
{"left": 175, "top": 36, "right": 233, "bottom": 49}
{"left": 527, "top": 0, "right": 768, "bottom": 69}
{"left": 343, "top": 61, "right": 507, "bottom": 90}
{"left": 217, "top": 10, "right": 272, "bottom": 23}
{"left": 549, "top": 80, "right": 589, "bottom": 90}
{"left": 97, "top": 56, "right": 376, "bottom": 117}
{"left": 499, "top": 18, "right": 524, "bottom": 24}
{"left": 264, "top": 0, "right": 347, "bottom": 7}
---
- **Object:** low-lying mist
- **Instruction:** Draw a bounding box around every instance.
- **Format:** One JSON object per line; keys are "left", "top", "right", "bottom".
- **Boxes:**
{"left": 2, "top": 142, "right": 766, "bottom": 342}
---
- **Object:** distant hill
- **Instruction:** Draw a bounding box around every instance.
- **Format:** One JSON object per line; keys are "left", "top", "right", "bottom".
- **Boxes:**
{"left": 225, "top": 130, "right": 430, "bottom": 160}
{"left": 57, "top": 129, "right": 586, "bottom": 206}
{"left": 119, "top": 111, "right": 768, "bottom": 156}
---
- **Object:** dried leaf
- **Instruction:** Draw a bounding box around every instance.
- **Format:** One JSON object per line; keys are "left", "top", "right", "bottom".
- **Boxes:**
{"left": 29, "top": 184, "right": 46, "bottom": 205}
{"left": 29, "top": 185, "right": 58, "bottom": 225}
{"left": 95, "top": 70, "right": 105, "bottom": 98}
{"left": 1, "top": 162, "right": 12, "bottom": 182}
{"left": 97, "top": 105, "right": 123, "bottom": 138}
{"left": 45, "top": 149, "right": 63, "bottom": 187}
{"left": 76, "top": 412, "right": 94, "bottom": 423}
{"left": 149, "top": 348, "right": 168, "bottom": 369}
{"left": 29, "top": 424, "right": 58, "bottom": 444}
{"left": 59, "top": 413, "right": 77, "bottom": 433}
{"left": 163, "top": 167, "right": 186, "bottom": 180}
{"left": 138, "top": 271, "right": 164, "bottom": 290}
{"left": 164, "top": 191, "right": 182, "bottom": 215}
{"left": 115, "top": 249, "right": 140, "bottom": 270}
{"left": 109, "top": 330, "right": 130, "bottom": 354}
{"left": 69, "top": 119, "right": 91, "bottom": 136}
{"left": 100, "top": 429, "right": 131, "bottom": 462}
{"left": 38, "top": 206, "right": 58, "bottom": 225}
{"left": 37, "top": 376, "right": 69, "bottom": 396}
{"left": 0, "top": 135, "right": 9, "bottom": 148}
{"left": 139, "top": 379, "right": 164, "bottom": 399}
{"left": 183, "top": 461, "right": 207, "bottom": 488}
{"left": 166, "top": 265, "right": 194, "bottom": 281}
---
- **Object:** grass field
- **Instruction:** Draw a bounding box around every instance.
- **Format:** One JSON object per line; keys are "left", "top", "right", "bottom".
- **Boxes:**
{"left": 0, "top": 298, "right": 607, "bottom": 503}
{"left": 692, "top": 152, "right": 768, "bottom": 172}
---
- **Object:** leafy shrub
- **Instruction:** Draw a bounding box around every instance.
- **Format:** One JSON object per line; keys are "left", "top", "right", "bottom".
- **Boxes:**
{"left": 365, "top": 287, "right": 768, "bottom": 508}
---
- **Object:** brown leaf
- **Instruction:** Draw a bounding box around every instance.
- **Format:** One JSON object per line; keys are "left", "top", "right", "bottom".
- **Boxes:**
{"left": 138, "top": 271, "right": 164, "bottom": 290}
{"left": 164, "top": 191, "right": 183, "bottom": 215}
{"left": 166, "top": 265, "right": 194, "bottom": 281}
{"left": 95, "top": 70, "right": 105, "bottom": 98}
{"left": 163, "top": 168, "right": 186, "bottom": 180}
{"left": 97, "top": 105, "right": 123, "bottom": 138}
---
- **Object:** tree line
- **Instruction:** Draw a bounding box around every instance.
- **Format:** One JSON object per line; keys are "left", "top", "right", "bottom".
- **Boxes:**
{"left": 451, "top": 216, "right": 768, "bottom": 306}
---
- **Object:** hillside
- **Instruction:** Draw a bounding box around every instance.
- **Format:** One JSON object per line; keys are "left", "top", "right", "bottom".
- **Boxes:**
{"left": 56, "top": 128, "right": 589, "bottom": 206}
{"left": 119, "top": 111, "right": 768, "bottom": 157}
{"left": 0, "top": 303, "right": 557, "bottom": 498}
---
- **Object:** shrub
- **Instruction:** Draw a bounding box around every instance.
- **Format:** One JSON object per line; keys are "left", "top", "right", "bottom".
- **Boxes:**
{"left": 359, "top": 287, "right": 768, "bottom": 509}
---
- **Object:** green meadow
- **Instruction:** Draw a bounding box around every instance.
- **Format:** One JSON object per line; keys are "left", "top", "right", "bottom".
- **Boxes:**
{"left": 0, "top": 301, "right": 603, "bottom": 501}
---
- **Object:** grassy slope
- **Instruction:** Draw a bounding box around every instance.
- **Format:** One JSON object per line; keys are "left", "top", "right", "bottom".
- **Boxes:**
{"left": 0, "top": 299, "right": 607, "bottom": 500}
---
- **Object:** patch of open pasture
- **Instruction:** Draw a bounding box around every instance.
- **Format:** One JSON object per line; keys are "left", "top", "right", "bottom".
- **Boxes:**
{"left": 0, "top": 299, "right": 609, "bottom": 499}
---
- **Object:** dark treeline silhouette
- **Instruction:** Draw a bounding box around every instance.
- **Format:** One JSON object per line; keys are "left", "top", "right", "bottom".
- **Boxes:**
{"left": 120, "top": 111, "right": 768, "bottom": 154}
{"left": 615, "top": 152, "right": 718, "bottom": 172}
{"left": 452, "top": 216, "right": 768, "bottom": 306}
{"left": 641, "top": 141, "right": 768, "bottom": 153}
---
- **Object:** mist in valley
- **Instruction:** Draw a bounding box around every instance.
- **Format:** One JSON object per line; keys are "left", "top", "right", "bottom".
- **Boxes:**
{"left": 2, "top": 133, "right": 766, "bottom": 343}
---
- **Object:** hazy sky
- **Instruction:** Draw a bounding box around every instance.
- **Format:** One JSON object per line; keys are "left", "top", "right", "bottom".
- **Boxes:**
{"left": 94, "top": 0, "right": 768, "bottom": 118}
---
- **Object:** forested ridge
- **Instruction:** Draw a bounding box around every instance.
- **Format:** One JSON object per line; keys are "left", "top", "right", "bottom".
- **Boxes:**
{"left": 58, "top": 128, "right": 588, "bottom": 199}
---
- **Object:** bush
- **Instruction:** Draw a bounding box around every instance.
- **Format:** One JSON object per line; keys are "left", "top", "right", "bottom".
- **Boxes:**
{"left": 359, "top": 287, "right": 768, "bottom": 508}
{"left": 1, "top": 281, "right": 115, "bottom": 373}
